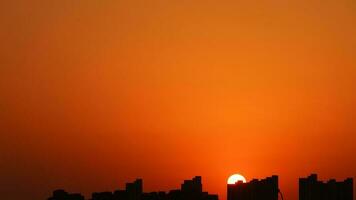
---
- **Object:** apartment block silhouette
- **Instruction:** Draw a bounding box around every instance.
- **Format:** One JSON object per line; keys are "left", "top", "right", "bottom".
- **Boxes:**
{"left": 299, "top": 174, "right": 353, "bottom": 200}
{"left": 48, "top": 189, "right": 85, "bottom": 200}
{"left": 47, "top": 176, "right": 218, "bottom": 200}
{"left": 227, "top": 175, "right": 279, "bottom": 200}
{"left": 47, "top": 174, "right": 354, "bottom": 200}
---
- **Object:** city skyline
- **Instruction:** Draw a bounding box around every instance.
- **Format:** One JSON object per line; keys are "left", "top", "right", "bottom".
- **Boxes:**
{"left": 48, "top": 176, "right": 218, "bottom": 200}
{"left": 1, "top": 1, "right": 356, "bottom": 200}
{"left": 47, "top": 174, "right": 353, "bottom": 200}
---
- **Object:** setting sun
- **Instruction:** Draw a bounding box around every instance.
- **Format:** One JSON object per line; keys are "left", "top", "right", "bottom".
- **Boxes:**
{"left": 227, "top": 174, "right": 247, "bottom": 184}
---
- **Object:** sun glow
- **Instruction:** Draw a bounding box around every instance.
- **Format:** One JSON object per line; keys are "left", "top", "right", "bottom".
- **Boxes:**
{"left": 227, "top": 174, "right": 247, "bottom": 184}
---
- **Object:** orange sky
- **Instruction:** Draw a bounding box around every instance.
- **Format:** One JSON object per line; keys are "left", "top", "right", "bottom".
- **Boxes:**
{"left": 0, "top": 1, "right": 355, "bottom": 200}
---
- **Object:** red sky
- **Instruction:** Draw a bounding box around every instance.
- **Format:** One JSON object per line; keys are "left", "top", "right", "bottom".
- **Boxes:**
{"left": 0, "top": 1, "right": 355, "bottom": 200}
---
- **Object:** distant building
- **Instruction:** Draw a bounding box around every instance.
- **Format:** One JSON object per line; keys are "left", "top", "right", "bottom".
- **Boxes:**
{"left": 92, "top": 191, "right": 113, "bottom": 200}
{"left": 126, "top": 179, "right": 143, "bottom": 200}
{"left": 91, "top": 179, "right": 143, "bottom": 200}
{"left": 181, "top": 176, "right": 202, "bottom": 194}
{"left": 177, "top": 176, "right": 218, "bottom": 200}
{"left": 299, "top": 174, "right": 353, "bottom": 200}
{"left": 48, "top": 189, "right": 85, "bottom": 200}
{"left": 49, "top": 176, "right": 218, "bottom": 200}
{"left": 227, "top": 175, "right": 279, "bottom": 200}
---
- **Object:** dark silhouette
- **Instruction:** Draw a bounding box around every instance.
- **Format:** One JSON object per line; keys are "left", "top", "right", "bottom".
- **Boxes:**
{"left": 299, "top": 174, "right": 353, "bottom": 200}
{"left": 227, "top": 175, "right": 279, "bottom": 200}
{"left": 48, "top": 189, "right": 85, "bottom": 200}
{"left": 48, "top": 176, "right": 218, "bottom": 200}
{"left": 47, "top": 174, "right": 354, "bottom": 200}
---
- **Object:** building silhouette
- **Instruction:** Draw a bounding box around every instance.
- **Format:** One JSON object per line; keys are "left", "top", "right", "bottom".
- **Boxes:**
{"left": 227, "top": 175, "right": 279, "bottom": 200}
{"left": 178, "top": 176, "right": 218, "bottom": 200}
{"left": 48, "top": 189, "right": 85, "bottom": 200}
{"left": 47, "top": 174, "right": 354, "bottom": 200}
{"left": 48, "top": 176, "right": 218, "bottom": 200}
{"left": 299, "top": 174, "right": 353, "bottom": 200}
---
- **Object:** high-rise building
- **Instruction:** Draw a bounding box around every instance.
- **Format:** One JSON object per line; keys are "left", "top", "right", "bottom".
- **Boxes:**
{"left": 181, "top": 176, "right": 203, "bottom": 194}
{"left": 299, "top": 174, "right": 353, "bottom": 200}
{"left": 227, "top": 175, "right": 279, "bottom": 200}
{"left": 126, "top": 179, "right": 143, "bottom": 200}
{"left": 169, "top": 176, "right": 217, "bottom": 200}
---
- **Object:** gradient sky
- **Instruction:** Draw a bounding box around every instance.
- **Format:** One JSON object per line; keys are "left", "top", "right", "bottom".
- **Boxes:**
{"left": 0, "top": 1, "right": 355, "bottom": 200}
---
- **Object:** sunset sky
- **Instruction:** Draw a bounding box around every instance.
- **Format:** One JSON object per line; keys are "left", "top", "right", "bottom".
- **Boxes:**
{"left": 0, "top": 1, "right": 355, "bottom": 200}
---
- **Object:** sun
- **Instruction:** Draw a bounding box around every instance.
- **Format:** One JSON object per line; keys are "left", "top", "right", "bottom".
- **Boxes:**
{"left": 227, "top": 174, "right": 247, "bottom": 184}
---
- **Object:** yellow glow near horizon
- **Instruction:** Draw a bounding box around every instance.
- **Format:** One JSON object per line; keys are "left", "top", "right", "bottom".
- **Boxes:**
{"left": 227, "top": 174, "right": 247, "bottom": 184}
